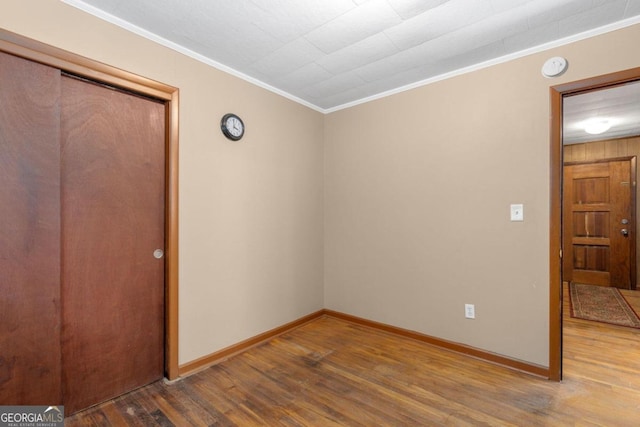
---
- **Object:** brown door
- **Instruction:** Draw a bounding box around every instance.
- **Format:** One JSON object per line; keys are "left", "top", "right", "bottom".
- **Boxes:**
{"left": 60, "top": 75, "right": 166, "bottom": 414}
{"left": 0, "top": 52, "right": 62, "bottom": 405}
{"left": 563, "top": 159, "right": 636, "bottom": 289}
{"left": 1, "top": 51, "right": 165, "bottom": 413}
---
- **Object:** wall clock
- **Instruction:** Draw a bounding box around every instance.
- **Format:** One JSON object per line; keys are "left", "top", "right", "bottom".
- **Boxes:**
{"left": 221, "top": 113, "right": 245, "bottom": 141}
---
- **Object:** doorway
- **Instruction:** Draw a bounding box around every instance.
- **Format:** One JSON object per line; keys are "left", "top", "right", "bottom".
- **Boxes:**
{"left": 550, "top": 68, "right": 640, "bottom": 380}
{"left": 0, "top": 29, "right": 180, "bottom": 407}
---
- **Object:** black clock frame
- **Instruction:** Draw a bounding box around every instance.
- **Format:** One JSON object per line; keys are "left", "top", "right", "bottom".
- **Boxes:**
{"left": 220, "top": 113, "right": 244, "bottom": 141}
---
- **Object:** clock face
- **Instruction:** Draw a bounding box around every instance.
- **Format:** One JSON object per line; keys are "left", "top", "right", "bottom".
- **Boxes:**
{"left": 221, "top": 114, "right": 244, "bottom": 140}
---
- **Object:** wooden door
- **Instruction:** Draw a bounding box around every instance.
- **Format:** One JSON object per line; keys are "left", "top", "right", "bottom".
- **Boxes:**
{"left": 60, "top": 75, "right": 166, "bottom": 414}
{"left": 563, "top": 159, "right": 636, "bottom": 289}
{"left": 0, "top": 52, "right": 62, "bottom": 405}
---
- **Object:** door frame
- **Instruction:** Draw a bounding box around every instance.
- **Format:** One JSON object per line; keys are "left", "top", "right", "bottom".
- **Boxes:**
{"left": 0, "top": 29, "right": 180, "bottom": 380}
{"left": 549, "top": 67, "right": 640, "bottom": 381}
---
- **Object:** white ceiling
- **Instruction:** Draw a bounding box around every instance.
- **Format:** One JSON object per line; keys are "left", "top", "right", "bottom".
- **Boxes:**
{"left": 564, "top": 80, "right": 640, "bottom": 145}
{"left": 64, "top": 0, "right": 640, "bottom": 112}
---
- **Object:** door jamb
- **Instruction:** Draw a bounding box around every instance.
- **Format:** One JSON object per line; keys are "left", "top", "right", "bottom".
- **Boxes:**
{"left": 549, "top": 67, "right": 640, "bottom": 381}
{"left": 0, "top": 29, "right": 180, "bottom": 380}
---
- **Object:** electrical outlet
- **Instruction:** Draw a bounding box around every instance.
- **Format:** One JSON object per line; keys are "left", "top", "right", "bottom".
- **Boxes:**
{"left": 465, "top": 304, "right": 475, "bottom": 319}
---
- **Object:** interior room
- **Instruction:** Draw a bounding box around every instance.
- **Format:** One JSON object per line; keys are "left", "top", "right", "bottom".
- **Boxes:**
{"left": 2, "top": 0, "right": 640, "bottom": 424}
{"left": 563, "top": 81, "right": 640, "bottom": 290}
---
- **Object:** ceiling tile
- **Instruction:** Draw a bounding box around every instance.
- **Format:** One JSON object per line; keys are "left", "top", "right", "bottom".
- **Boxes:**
{"left": 355, "top": 5, "right": 529, "bottom": 84}
{"left": 558, "top": 0, "right": 628, "bottom": 37}
{"left": 304, "top": 0, "right": 402, "bottom": 54}
{"left": 444, "top": 10, "right": 525, "bottom": 48}
{"left": 249, "top": 38, "right": 324, "bottom": 76}
{"left": 386, "top": 0, "right": 454, "bottom": 20}
{"left": 164, "top": 1, "right": 284, "bottom": 68}
{"left": 502, "top": 21, "right": 559, "bottom": 53}
{"left": 316, "top": 32, "right": 399, "bottom": 74}
{"left": 273, "top": 63, "right": 334, "bottom": 91}
{"left": 302, "top": 71, "right": 366, "bottom": 99}
{"left": 525, "top": 0, "right": 596, "bottom": 29}
{"left": 625, "top": 0, "right": 640, "bottom": 17}
{"left": 362, "top": 65, "right": 437, "bottom": 93}
{"left": 432, "top": 40, "right": 507, "bottom": 71}
{"left": 108, "top": 0, "right": 199, "bottom": 32}
{"left": 489, "top": 0, "right": 532, "bottom": 13}
{"left": 355, "top": 43, "right": 438, "bottom": 83}
{"left": 312, "top": 85, "right": 376, "bottom": 109}
{"left": 384, "top": 0, "right": 495, "bottom": 50}
{"left": 249, "top": 0, "right": 356, "bottom": 43}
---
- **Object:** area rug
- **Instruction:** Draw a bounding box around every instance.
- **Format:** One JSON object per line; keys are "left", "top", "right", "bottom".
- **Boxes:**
{"left": 569, "top": 283, "right": 640, "bottom": 328}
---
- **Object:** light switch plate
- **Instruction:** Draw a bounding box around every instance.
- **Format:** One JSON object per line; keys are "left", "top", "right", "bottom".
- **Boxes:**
{"left": 510, "top": 204, "right": 524, "bottom": 221}
{"left": 465, "top": 304, "right": 475, "bottom": 319}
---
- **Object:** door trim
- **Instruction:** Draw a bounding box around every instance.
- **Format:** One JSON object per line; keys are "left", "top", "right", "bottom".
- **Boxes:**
{"left": 549, "top": 67, "right": 640, "bottom": 381}
{"left": 0, "top": 29, "right": 180, "bottom": 380}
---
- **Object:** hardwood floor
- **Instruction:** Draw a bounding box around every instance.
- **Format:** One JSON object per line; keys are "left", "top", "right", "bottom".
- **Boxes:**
{"left": 66, "top": 289, "right": 640, "bottom": 426}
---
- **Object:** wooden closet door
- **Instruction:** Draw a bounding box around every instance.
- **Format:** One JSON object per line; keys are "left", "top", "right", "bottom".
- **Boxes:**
{"left": 60, "top": 75, "right": 166, "bottom": 414}
{"left": 0, "top": 52, "right": 62, "bottom": 405}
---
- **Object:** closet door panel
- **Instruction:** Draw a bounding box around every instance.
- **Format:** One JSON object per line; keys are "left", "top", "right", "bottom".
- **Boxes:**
{"left": 0, "top": 52, "right": 62, "bottom": 404}
{"left": 60, "top": 76, "right": 165, "bottom": 414}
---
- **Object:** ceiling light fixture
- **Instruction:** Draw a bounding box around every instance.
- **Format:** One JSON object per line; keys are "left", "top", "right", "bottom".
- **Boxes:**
{"left": 582, "top": 118, "right": 612, "bottom": 135}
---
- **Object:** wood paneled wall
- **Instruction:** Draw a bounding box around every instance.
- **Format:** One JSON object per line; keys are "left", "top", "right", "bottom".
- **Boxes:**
{"left": 564, "top": 135, "right": 640, "bottom": 287}
{"left": 564, "top": 136, "right": 640, "bottom": 162}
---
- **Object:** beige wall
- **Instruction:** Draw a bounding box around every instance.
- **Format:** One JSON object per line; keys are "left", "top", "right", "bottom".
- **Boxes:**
{"left": 324, "top": 24, "right": 640, "bottom": 366}
{"left": 0, "top": 0, "right": 325, "bottom": 365}
{"left": 3, "top": 0, "right": 640, "bottom": 370}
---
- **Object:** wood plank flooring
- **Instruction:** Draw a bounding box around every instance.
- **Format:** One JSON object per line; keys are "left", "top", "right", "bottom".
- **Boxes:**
{"left": 66, "top": 287, "right": 640, "bottom": 426}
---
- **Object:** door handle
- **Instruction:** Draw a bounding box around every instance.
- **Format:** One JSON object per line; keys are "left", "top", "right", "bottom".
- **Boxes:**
{"left": 621, "top": 229, "right": 629, "bottom": 237}
{"left": 153, "top": 249, "right": 164, "bottom": 259}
